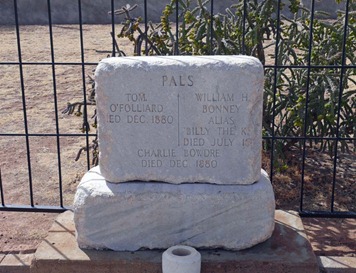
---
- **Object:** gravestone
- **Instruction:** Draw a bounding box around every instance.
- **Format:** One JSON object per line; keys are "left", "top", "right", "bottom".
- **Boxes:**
{"left": 96, "top": 56, "right": 262, "bottom": 184}
{"left": 73, "top": 56, "right": 275, "bottom": 251}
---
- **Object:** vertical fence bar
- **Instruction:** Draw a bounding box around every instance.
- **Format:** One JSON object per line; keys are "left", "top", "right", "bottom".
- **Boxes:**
{"left": 175, "top": 0, "right": 179, "bottom": 55}
{"left": 331, "top": 0, "right": 350, "bottom": 212}
{"left": 111, "top": 0, "right": 116, "bottom": 57}
{"left": 209, "top": 0, "right": 214, "bottom": 54}
{"left": 78, "top": 0, "right": 91, "bottom": 170}
{"left": 242, "top": 0, "right": 247, "bottom": 54}
{"left": 144, "top": 0, "right": 148, "bottom": 55}
{"left": 13, "top": 0, "right": 34, "bottom": 207}
{"left": 300, "top": 0, "right": 316, "bottom": 212}
{"left": 47, "top": 0, "right": 64, "bottom": 207}
{"left": 269, "top": 0, "right": 282, "bottom": 184}
{"left": 0, "top": 169, "right": 5, "bottom": 206}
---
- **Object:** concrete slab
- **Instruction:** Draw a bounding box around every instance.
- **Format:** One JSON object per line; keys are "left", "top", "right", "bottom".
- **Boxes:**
{"left": 317, "top": 256, "right": 356, "bottom": 273}
{"left": 32, "top": 210, "right": 319, "bottom": 273}
{"left": 0, "top": 254, "right": 5, "bottom": 263}
{"left": 0, "top": 253, "right": 33, "bottom": 273}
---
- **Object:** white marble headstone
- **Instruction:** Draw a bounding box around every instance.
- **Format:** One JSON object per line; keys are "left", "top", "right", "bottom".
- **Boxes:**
{"left": 95, "top": 56, "right": 264, "bottom": 184}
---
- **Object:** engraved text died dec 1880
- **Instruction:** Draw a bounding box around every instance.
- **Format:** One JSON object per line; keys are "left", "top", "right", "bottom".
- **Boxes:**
{"left": 95, "top": 56, "right": 264, "bottom": 184}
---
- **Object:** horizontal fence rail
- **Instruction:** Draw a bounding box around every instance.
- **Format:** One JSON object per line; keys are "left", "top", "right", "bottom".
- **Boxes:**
{"left": 0, "top": 0, "right": 355, "bottom": 218}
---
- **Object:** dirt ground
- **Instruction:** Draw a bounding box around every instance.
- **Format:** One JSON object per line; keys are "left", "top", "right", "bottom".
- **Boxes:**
{"left": 0, "top": 25, "right": 355, "bottom": 255}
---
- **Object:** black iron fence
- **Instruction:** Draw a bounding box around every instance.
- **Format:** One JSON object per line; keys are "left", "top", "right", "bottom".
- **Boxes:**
{"left": 0, "top": 0, "right": 355, "bottom": 218}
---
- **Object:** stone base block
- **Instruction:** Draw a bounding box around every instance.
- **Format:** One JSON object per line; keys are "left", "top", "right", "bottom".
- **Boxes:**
{"left": 73, "top": 166, "right": 275, "bottom": 251}
{"left": 32, "top": 210, "right": 319, "bottom": 273}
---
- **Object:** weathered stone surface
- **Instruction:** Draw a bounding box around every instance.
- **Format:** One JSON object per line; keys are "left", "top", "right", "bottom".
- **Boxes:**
{"left": 95, "top": 56, "right": 264, "bottom": 184}
{"left": 73, "top": 166, "right": 275, "bottom": 251}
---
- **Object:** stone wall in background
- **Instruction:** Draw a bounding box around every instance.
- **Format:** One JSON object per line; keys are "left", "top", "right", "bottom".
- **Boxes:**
{"left": 0, "top": 0, "right": 346, "bottom": 25}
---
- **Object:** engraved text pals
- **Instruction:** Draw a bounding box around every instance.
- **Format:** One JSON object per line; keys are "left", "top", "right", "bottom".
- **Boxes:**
{"left": 163, "top": 75, "right": 194, "bottom": 87}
